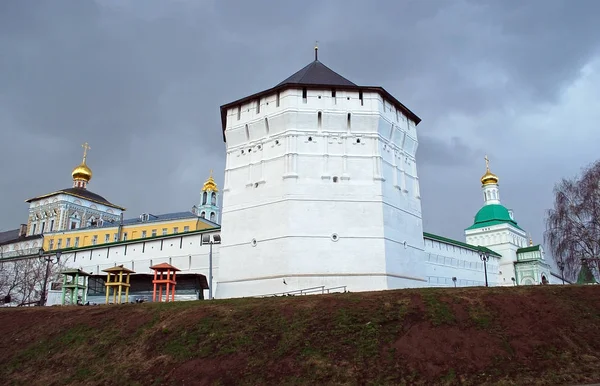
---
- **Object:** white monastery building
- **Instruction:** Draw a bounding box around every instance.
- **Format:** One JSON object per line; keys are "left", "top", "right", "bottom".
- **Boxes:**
{"left": 0, "top": 48, "right": 565, "bottom": 306}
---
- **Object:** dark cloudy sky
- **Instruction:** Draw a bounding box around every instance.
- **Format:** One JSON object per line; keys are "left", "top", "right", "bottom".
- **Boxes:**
{"left": 2, "top": 0, "right": 600, "bottom": 256}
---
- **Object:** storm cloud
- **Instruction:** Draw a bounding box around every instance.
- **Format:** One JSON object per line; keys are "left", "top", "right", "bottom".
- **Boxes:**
{"left": 1, "top": 0, "right": 600, "bottom": 250}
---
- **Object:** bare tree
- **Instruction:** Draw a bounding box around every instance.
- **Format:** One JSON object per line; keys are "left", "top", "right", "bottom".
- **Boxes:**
{"left": 0, "top": 257, "right": 68, "bottom": 306}
{"left": 544, "top": 160, "right": 600, "bottom": 282}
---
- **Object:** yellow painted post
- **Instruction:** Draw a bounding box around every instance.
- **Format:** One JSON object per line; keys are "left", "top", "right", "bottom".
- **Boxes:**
{"left": 105, "top": 273, "right": 111, "bottom": 304}
{"left": 125, "top": 271, "right": 131, "bottom": 303}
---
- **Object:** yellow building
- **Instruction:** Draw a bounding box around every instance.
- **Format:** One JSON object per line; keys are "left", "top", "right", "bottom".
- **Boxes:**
{"left": 43, "top": 211, "right": 219, "bottom": 251}
{"left": 43, "top": 174, "right": 221, "bottom": 251}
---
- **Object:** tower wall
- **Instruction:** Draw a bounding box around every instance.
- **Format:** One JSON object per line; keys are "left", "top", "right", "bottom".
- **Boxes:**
{"left": 217, "top": 87, "right": 426, "bottom": 298}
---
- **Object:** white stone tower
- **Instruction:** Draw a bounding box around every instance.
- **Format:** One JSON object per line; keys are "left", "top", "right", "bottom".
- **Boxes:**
{"left": 216, "top": 46, "right": 426, "bottom": 298}
{"left": 197, "top": 171, "right": 220, "bottom": 224}
{"left": 464, "top": 156, "right": 528, "bottom": 286}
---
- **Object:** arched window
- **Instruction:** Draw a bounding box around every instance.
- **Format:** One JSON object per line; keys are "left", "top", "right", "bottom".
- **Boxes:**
{"left": 200, "top": 212, "right": 206, "bottom": 219}
{"left": 211, "top": 192, "right": 217, "bottom": 206}
{"left": 210, "top": 212, "right": 216, "bottom": 222}
{"left": 202, "top": 192, "right": 208, "bottom": 205}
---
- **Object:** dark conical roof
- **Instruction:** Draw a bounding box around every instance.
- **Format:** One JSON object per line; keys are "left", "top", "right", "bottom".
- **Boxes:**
{"left": 277, "top": 60, "right": 356, "bottom": 87}
{"left": 219, "top": 51, "right": 422, "bottom": 142}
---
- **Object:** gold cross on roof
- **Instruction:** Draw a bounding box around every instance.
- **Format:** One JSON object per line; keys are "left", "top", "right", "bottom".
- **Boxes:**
{"left": 82, "top": 142, "right": 91, "bottom": 163}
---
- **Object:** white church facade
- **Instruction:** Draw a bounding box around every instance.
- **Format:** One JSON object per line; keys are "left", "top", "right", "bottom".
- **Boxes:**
{"left": 1, "top": 48, "right": 565, "bottom": 305}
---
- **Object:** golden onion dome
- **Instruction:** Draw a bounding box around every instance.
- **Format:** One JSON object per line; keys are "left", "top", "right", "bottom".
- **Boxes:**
{"left": 480, "top": 155, "right": 498, "bottom": 185}
{"left": 72, "top": 142, "right": 93, "bottom": 183}
{"left": 72, "top": 162, "right": 92, "bottom": 182}
{"left": 202, "top": 171, "right": 218, "bottom": 192}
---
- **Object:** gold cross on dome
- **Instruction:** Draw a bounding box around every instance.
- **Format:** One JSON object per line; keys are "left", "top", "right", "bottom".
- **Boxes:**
{"left": 81, "top": 142, "right": 91, "bottom": 162}
{"left": 484, "top": 155, "right": 490, "bottom": 171}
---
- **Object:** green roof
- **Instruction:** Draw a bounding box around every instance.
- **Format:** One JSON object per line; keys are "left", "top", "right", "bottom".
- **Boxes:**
{"left": 465, "top": 204, "right": 524, "bottom": 231}
{"left": 577, "top": 261, "right": 598, "bottom": 285}
{"left": 423, "top": 232, "right": 502, "bottom": 257}
{"left": 517, "top": 245, "right": 540, "bottom": 254}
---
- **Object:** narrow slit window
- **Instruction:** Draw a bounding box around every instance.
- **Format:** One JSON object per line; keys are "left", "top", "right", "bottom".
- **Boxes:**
{"left": 359, "top": 90, "right": 363, "bottom": 106}
{"left": 332, "top": 89, "right": 336, "bottom": 98}
{"left": 237, "top": 105, "right": 241, "bottom": 120}
{"left": 256, "top": 98, "right": 260, "bottom": 114}
{"left": 265, "top": 117, "right": 270, "bottom": 135}
{"left": 302, "top": 87, "right": 307, "bottom": 103}
{"left": 318, "top": 111, "right": 322, "bottom": 129}
{"left": 276, "top": 91, "right": 280, "bottom": 107}
{"left": 245, "top": 124, "right": 250, "bottom": 141}
{"left": 347, "top": 113, "right": 351, "bottom": 131}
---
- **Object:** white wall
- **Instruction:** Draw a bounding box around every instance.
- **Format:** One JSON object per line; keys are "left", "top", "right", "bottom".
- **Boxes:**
{"left": 218, "top": 87, "right": 426, "bottom": 298}
{"left": 58, "top": 231, "right": 221, "bottom": 299}
{"left": 424, "top": 236, "right": 501, "bottom": 287}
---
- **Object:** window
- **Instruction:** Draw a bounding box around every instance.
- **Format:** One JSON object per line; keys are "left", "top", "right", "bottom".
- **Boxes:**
{"left": 105, "top": 234, "right": 110, "bottom": 243}
{"left": 41, "top": 222, "right": 45, "bottom": 233}
{"left": 142, "top": 230, "right": 147, "bottom": 238}
{"left": 49, "top": 240, "right": 54, "bottom": 250}
{"left": 162, "top": 228, "right": 168, "bottom": 235}
{"left": 265, "top": 117, "right": 270, "bottom": 135}
{"left": 92, "top": 235, "right": 98, "bottom": 245}
{"left": 200, "top": 212, "right": 206, "bottom": 219}
{"left": 66, "top": 238, "right": 71, "bottom": 248}
{"left": 151, "top": 229, "right": 157, "bottom": 237}
{"left": 74, "top": 237, "right": 79, "bottom": 247}
{"left": 123, "top": 233, "right": 128, "bottom": 241}
{"left": 210, "top": 212, "right": 216, "bottom": 222}
{"left": 50, "top": 220, "right": 55, "bottom": 232}
{"left": 245, "top": 124, "right": 249, "bottom": 141}
{"left": 202, "top": 192, "right": 208, "bottom": 205}
{"left": 347, "top": 113, "right": 351, "bottom": 131}
{"left": 359, "top": 90, "right": 363, "bottom": 105}
{"left": 113, "top": 233, "right": 118, "bottom": 242}
{"left": 331, "top": 89, "right": 336, "bottom": 98}
{"left": 302, "top": 87, "right": 307, "bottom": 102}
{"left": 318, "top": 111, "right": 322, "bottom": 129}
{"left": 276, "top": 91, "right": 280, "bottom": 107}
{"left": 211, "top": 192, "right": 217, "bottom": 206}
{"left": 173, "top": 227, "right": 179, "bottom": 234}
{"left": 32, "top": 223, "right": 37, "bottom": 234}
{"left": 184, "top": 226, "right": 190, "bottom": 232}
{"left": 256, "top": 98, "right": 260, "bottom": 114}
{"left": 237, "top": 105, "right": 241, "bottom": 120}
{"left": 57, "top": 239, "right": 62, "bottom": 249}
{"left": 71, "top": 221, "right": 77, "bottom": 230}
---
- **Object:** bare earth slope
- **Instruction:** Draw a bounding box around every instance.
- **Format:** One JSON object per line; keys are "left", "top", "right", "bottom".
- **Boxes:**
{"left": 1, "top": 286, "right": 599, "bottom": 386}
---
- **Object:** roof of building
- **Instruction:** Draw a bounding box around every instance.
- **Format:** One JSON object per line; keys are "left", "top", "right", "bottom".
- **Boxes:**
{"left": 277, "top": 60, "right": 357, "bottom": 87}
{"left": 52, "top": 211, "right": 219, "bottom": 233}
{"left": 577, "top": 261, "right": 598, "bottom": 284}
{"left": 25, "top": 187, "right": 125, "bottom": 211}
{"left": 219, "top": 54, "right": 421, "bottom": 142}
{"left": 423, "top": 232, "right": 502, "bottom": 257}
{"left": 0, "top": 229, "right": 43, "bottom": 247}
{"left": 516, "top": 245, "right": 541, "bottom": 254}
{"left": 465, "top": 204, "right": 524, "bottom": 231}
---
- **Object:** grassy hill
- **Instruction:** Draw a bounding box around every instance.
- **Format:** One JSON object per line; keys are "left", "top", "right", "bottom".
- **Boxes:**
{"left": 1, "top": 285, "right": 599, "bottom": 386}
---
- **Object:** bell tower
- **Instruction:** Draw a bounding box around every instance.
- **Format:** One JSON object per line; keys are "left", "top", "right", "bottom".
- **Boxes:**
{"left": 198, "top": 171, "right": 220, "bottom": 224}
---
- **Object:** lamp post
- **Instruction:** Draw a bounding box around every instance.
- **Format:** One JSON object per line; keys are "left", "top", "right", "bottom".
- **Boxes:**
{"left": 452, "top": 277, "right": 457, "bottom": 288}
{"left": 511, "top": 277, "right": 516, "bottom": 286}
{"left": 202, "top": 233, "right": 221, "bottom": 300}
{"left": 557, "top": 260, "right": 565, "bottom": 285}
{"left": 478, "top": 250, "right": 490, "bottom": 287}
{"left": 39, "top": 249, "right": 61, "bottom": 306}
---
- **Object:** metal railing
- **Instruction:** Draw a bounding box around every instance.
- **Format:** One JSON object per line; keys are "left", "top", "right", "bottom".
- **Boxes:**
{"left": 257, "top": 285, "right": 348, "bottom": 298}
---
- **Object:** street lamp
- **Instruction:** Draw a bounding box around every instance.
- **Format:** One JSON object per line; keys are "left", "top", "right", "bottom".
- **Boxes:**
{"left": 201, "top": 233, "right": 221, "bottom": 300}
{"left": 452, "top": 277, "right": 457, "bottom": 288}
{"left": 478, "top": 250, "right": 490, "bottom": 287}
{"left": 511, "top": 277, "right": 516, "bottom": 286}
{"left": 557, "top": 260, "right": 566, "bottom": 285}
{"left": 39, "top": 248, "right": 61, "bottom": 306}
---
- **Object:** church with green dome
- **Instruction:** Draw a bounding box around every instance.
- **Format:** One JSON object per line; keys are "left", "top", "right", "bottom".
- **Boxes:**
{"left": 463, "top": 157, "right": 556, "bottom": 286}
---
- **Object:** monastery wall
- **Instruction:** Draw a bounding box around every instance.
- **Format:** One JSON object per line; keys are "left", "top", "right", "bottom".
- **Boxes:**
{"left": 58, "top": 230, "right": 221, "bottom": 299}
{"left": 423, "top": 235, "right": 501, "bottom": 287}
